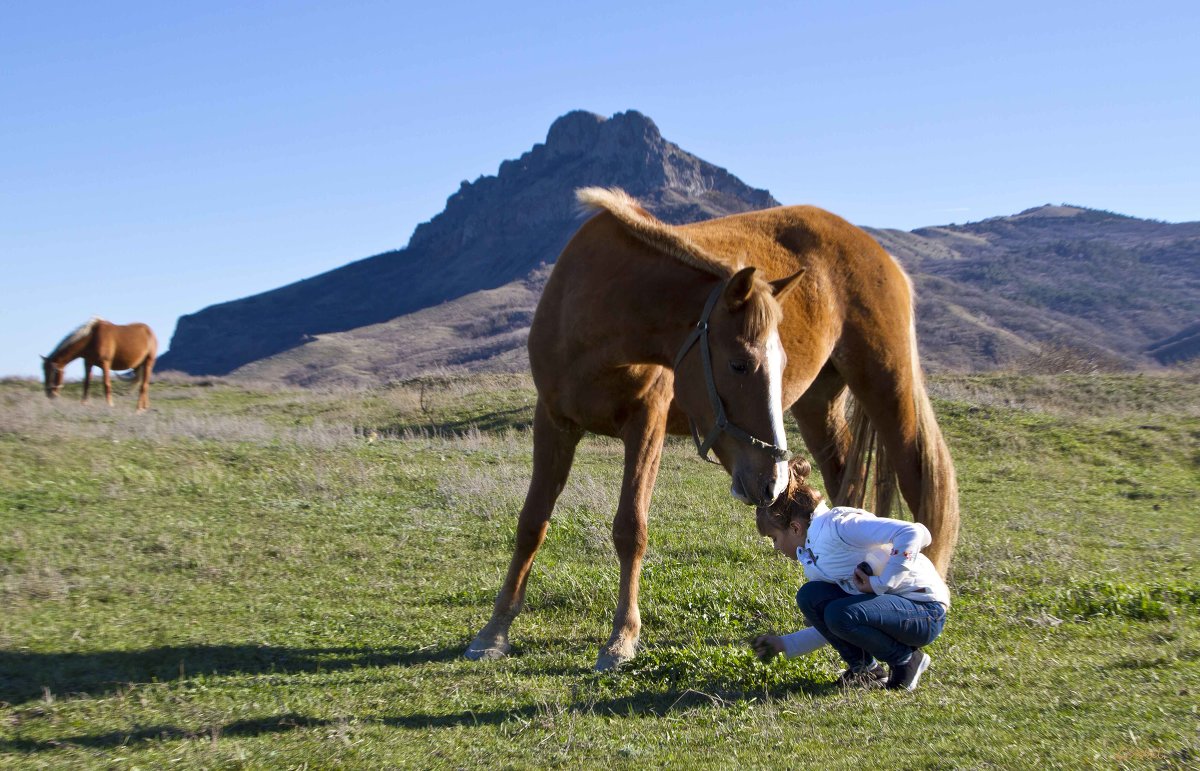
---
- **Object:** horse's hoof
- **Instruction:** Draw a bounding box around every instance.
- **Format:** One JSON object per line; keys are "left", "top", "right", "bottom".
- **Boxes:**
{"left": 594, "top": 649, "right": 635, "bottom": 672}
{"left": 464, "top": 637, "right": 510, "bottom": 661}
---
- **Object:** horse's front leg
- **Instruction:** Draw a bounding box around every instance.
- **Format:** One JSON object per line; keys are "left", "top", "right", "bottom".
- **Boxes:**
{"left": 81, "top": 362, "right": 92, "bottom": 404}
{"left": 466, "top": 400, "right": 582, "bottom": 660}
{"left": 596, "top": 399, "right": 668, "bottom": 671}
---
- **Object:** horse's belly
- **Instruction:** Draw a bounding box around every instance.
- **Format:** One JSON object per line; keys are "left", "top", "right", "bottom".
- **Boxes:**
{"left": 103, "top": 351, "right": 144, "bottom": 370}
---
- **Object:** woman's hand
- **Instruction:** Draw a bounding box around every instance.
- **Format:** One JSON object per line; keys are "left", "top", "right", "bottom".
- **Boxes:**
{"left": 751, "top": 634, "right": 786, "bottom": 662}
{"left": 851, "top": 566, "right": 874, "bottom": 594}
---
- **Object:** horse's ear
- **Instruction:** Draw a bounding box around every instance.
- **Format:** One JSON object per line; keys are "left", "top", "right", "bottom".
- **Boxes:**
{"left": 770, "top": 268, "right": 806, "bottom": 303}
{"left": 39, "top": 355, "right": 46, "bottom": 361}
{"left": 723, "top": 267, "right": 758, "bottom": 311}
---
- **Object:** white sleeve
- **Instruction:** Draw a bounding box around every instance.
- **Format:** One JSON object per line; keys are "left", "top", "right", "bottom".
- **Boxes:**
{"left": 780, "top": 626, "right": 829, "bottom": 658}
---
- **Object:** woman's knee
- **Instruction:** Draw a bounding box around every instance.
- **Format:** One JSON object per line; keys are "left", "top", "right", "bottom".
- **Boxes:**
{"left": 823, "top": 598, "right": 866, "bottom": 636}
{"left": 796, "top": 581, "right": 836, "bottom": 614}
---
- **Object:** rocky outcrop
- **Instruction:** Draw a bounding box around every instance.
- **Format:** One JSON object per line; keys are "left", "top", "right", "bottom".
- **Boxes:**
{"left": 159, "top": 110, "right": 776, "bottom": 375}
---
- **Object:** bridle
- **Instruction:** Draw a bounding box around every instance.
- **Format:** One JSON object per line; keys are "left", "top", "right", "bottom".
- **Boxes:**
{"left": 672, "top": 279, "right": 790, "bottom": 465}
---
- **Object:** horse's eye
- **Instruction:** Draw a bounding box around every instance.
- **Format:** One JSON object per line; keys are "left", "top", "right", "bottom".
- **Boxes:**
{"left": 729, "top": 360, "right": 749, "bottom": 375}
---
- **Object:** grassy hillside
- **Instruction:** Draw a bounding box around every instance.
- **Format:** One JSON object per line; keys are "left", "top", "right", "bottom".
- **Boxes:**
{"left": 1, "top": 373, "right": 1198, "bottom": 768}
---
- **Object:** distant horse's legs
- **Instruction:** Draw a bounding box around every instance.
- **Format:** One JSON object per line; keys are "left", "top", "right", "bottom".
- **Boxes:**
{"left": 596, "top": 398, "right": 668, "bottom": 671}
{"left": 101, "top": 364, "right": 114, "bottom": 407}
{"left": 466, "top": 399, "right": 582, "bottom": 660}
{"left": 81, "top": 362, "right": 92, "bottom": 404}
{"left": 137, "top": 356, "right": 155, "bottom": 412}
{"left": 790, "top": 363, "right": 851, "bottom": 498}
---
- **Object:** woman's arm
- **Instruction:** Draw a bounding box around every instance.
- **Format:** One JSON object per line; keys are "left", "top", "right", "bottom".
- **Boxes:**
{"left": 753, "top": 626, "right": 828, "bottom": 660}
{"left": 833, "top": 509, "right": 932, "bottom": 593}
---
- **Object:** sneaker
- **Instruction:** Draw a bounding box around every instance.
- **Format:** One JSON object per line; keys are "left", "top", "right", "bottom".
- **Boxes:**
{"left": 887, "top": 649, "right": 930, "bottom": 691}
{"left": 836, "top": 662, "right": 888, "bottom": 689}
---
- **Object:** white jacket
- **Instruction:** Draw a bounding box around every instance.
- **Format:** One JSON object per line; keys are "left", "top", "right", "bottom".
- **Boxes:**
{"left": 798, "top": 504, "right": 950, "bottom": 608}
{"left": 777, "top": 501, "right": 945, "bottom": 658}
{"left": 779, "top": 505, "right": 950, "bottom": 659}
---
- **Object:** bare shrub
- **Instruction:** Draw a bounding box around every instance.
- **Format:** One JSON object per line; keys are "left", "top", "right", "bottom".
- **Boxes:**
{"left": 1012, "top": 340, "right": 1128, "bottom": 375}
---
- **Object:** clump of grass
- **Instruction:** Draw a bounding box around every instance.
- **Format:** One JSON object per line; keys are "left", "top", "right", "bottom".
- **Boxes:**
{"left": 1027, "top": 580, "right": 1200, "bottom": 622}
{"left": 620, "top": 642, "right": 828, "bottom": 693}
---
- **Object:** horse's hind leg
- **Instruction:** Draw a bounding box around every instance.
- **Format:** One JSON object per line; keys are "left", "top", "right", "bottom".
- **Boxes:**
{"left": 137, "top": 356, "right": 155, "bottom": 412}
{"left": 789, "top": 363, "right": 851, "bottom": 499}
{"left": 596, "top": 397, "right": 668, "bottom": 671}
{"left": 466, "top": 399, "right": 582, "bottom": 660}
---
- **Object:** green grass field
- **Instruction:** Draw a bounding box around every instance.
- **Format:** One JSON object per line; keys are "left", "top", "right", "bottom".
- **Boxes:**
{"left": 1, "top": 372, "right": 1198, "bottom": 768}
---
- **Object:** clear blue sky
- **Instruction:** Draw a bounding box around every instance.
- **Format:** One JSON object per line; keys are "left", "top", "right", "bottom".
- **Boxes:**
{"left": 3, "top": 1, "right": 1197, "bottom": 378}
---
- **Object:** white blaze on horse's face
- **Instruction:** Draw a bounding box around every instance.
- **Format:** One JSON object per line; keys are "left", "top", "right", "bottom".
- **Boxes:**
{"left": 765, "top": 330, "right": 790, "bottom": 499}
{"left": 724, "top": 329, "right": 789, "bottom": 505}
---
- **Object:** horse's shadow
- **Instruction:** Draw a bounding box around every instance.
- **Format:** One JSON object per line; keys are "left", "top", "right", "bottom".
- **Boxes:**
{"left": 0, "top": 643, "right": 461, "bottom": 706}
{"left": 383, "top": 406, "right": 535, "bottom": 435}
{"left": 0, "top": 642, "right": 835, "bottom": 753}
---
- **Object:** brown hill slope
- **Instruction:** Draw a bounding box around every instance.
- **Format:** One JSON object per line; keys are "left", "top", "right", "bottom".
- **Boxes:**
{"left": 235, "top": 204, "right": 1199, "bottom": 385}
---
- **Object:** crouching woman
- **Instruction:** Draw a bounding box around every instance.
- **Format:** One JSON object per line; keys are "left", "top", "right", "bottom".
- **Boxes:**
{"left": 751, "top": 458, "right": 949, "bottom": 691}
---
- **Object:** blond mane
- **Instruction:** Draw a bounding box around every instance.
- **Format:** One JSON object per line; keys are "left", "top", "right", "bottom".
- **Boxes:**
{"left": 48, "top": 317, "right": 103, "bottom": 358}
{"left": 575, "top": 187, "right": 734, "bottom": 278}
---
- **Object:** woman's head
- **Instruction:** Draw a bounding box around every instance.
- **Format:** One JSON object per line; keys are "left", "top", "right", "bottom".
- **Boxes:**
{"left": 756, "top": 456, "right": 824, "bottom": 553}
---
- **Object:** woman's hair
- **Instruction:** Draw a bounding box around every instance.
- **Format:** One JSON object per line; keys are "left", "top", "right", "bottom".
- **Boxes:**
{"left": 756, "top": 456, "right": 824, "bottom": 535}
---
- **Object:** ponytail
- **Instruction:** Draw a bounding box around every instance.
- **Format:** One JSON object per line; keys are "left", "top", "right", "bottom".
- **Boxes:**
{"left": 756, "top": 456, "right": 824, "bottom": 535}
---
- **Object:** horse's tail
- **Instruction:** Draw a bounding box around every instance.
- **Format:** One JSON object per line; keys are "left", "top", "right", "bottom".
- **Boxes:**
{"left": 836, "top": 326, "right": 959, "bottom": 577}
{"left": 908, "top": 341, "right": 959, "bottom": 577}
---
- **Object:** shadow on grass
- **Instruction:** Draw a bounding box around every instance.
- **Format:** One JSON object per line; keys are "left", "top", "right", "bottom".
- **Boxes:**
{"left": 1, "top": 681, "right": 836, "bottom": 753}
{"left": 0, "top": 643, "right": 463, "bottom": 706}
{"left": 385, "top": 406, "right": 534, "bottom": 435}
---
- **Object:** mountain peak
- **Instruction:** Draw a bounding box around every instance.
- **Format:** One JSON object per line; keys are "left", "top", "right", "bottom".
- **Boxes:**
{"left": 543, "top": 109, "right": 664, "bottom": 160}
{"left": 1011, "top": 204, "right": 1090, "bottom": 220}
{"left": 160, "top": 109, "right": 777, "bottom": 375}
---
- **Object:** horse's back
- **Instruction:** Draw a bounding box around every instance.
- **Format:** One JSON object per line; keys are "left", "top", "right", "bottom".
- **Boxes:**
{"left": 678, "top": 205, "right": 917, "bottom": 362}
{"left": 680, "top": 205, "right": 906, "bottom": 293}
{"left": 90, "top": 321, "right": 157, "bottom": 369}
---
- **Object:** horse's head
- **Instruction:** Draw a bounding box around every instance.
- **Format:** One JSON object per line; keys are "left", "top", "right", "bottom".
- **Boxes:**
{"left": 41, "top": 356, "right": 63, "bottom": 399}
{"left": 673, "top": 266, "right": 805, "bottom": 507}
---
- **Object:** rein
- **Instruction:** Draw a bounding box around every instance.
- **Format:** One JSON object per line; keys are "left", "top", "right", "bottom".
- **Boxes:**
{"left": 672, "top": 280, "right": 790, "bottom": 465}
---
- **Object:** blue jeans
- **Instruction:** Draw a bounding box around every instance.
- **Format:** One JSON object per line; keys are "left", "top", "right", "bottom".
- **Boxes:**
{"left": 796, "top": 581, "right": 946, "bottom": 669}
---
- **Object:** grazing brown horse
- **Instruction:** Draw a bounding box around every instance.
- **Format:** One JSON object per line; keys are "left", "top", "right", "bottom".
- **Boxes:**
{"left": 42, "top": 318, "right": 157, "bottom": 412}
{"left": 467, "top": 188, "right": 958, "bottom": 670}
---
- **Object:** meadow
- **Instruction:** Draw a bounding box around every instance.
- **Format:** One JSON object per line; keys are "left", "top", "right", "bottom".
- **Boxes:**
{"left": 1, "top": 371, "right": 1198, "bottom": 769}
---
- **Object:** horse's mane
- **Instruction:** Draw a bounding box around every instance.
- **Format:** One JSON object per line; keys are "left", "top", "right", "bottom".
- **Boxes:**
{"left": 575, "top": 187, "right": 734, "bottom": 279}
{"left": 48, "top": 317, "right": 103, "bottom": 358}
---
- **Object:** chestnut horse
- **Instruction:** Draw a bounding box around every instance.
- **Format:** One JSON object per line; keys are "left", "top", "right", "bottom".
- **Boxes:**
{"left": 467, "top": 188, "right": 958, "bottom": 670}
{"left": 42, "top": 318, "right": 157, "bottom": 412}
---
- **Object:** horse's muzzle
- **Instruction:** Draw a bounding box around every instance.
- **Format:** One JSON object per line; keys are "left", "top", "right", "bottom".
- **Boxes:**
{"left": 731, "top": 470, "right": 782, "bottom": 507}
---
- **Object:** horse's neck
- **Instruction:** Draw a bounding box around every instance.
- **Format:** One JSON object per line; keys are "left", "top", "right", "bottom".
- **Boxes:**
{"left": 50, "top": 333, "right": 92, "bottom": 365}
{"left": 624, "top": 270, "right": 720, "bottom": 366}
